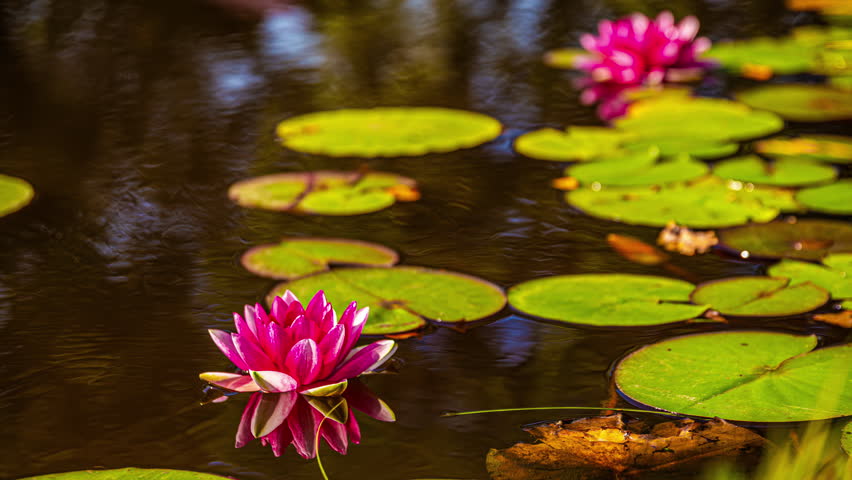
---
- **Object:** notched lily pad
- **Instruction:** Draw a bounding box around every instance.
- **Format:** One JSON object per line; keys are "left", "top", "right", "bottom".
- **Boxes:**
{"left": 508, "top": 274, "right": 707, "bottom": 327}
{"left": 567, "top": 177, "right": 799, "bottom": 228}
{"left": 567, "top": 149, "right": 709, "bottom": 187}
{"left": 228, "top": 170, "right": 417, "bottom": 216}
{"left": 615, "top": 331, "right": 852, "bottom": 422}
{"left": 268, "top": 267, "right": 507, "bottom": 335}
{"left": 0, "top": 173, "right": 34, "bottom": 217}
{"left": 514, "top": 127, "right": 631, "bottom": 162}
{"left": 718, "top": 220, "right": 852, "bottom": 260}
{"left": 486, "top": 414, "right": 765, "bottom": 480}
{"left": 755, "top": 135, "right": 852, "bottom": 164}
{"left": 768, "top": 253, "right": 852, "bottom": 301}
{"left": 796, "top": 179, "right": 852, "bottom": 215}
{"left": 241, "top": 238, "right": 398, "bottom": 280}
{"left": 276, "top": 107, "right": 501, "bottom": 157}
{"left": 737, "top": 85, "right": 852, "bottom": 122}
{"left": 690, "top": 276, "right": 829, "bottom": 317}
{"left": 713, "top": 155, "right": 836, "bottom": 187}
{"left": 20, "top": 468, "right": 230, "bottom": 479}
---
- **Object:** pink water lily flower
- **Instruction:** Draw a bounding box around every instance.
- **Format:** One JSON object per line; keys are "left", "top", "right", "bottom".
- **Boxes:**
{"left": 200, "top": 290, "right": 396, "bottom": 396}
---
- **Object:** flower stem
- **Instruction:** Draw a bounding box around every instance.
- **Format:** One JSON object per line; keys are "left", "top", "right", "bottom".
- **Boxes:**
{"left": 315, "top": 398, "right": 347, "bottom": 480}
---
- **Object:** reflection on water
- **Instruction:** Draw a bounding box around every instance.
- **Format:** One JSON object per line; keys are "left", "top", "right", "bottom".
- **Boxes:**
{"left": 0, "top": 0, "right": 846, "bottom": 479}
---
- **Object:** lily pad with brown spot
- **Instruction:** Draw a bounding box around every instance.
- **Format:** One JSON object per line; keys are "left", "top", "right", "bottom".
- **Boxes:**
{"left": 718, "top": 219, "right": 852, "bottom": 260}
{"left": 736, "top": 84, "right": 852, "bottom": 122}
{"left": 267, "top": 267, "right": 507, "bottom": 335}
{"left": 228, "top": 170, "right": 417, "bottom": 215}
{"left": 690, "top": 276, "right": 829, "bottom": 317}
{"left": 241, "top": 238, "right": 398, "bottom": 280}
{"left": 755, "top": 135, "right": 852, "bottom": 164}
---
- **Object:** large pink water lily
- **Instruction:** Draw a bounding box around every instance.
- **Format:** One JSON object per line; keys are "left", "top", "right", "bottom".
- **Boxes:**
{"left": 200, "top": 290, "right": 396, "bottom": 395}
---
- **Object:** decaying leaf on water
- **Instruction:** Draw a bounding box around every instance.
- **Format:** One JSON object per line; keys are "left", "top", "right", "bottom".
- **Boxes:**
{"left": 657, "top": 222, "right": 719, "bottom": 256}
{"left": 812, "top": 310, "right": 852, "bottom": 328}
{"left": 606, "top": 234, "right": 669, "bottom": 266}
{"left": 486, "top": 414, "right": 765, "bottom": 480}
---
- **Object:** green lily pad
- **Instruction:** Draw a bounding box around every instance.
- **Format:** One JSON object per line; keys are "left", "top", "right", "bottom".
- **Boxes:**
{"left": 712, "top": 155, "right": 837, "bottom": 187}
{"left": 228, "top": 170, "right": 416, "bottom": 216}
{"left": 614, "top": 331, "right": 852, "bottom": 422}
{"left": 275, "top": 107, "right": 502, "bottom": 157}
{"left": 690, "top": 276, "right": 829, "bottom": 316}
{"left": 507, "top": 274, "right": 708, "bottom": 326}
{"left": 622, "top": 137, "right": 739, "bottom": 159}
{"left": 842, "top": 419, "right": 852, "bottom": 456}
{"left": 514, "top": 127, "right": 632, "bottom": 162}
{"left": 754, "top": 135, "right": 852, "bottom": 164}
{"left": 768, "top": 254, "right": 852, "bottom": 301}
{"left": 566, "top": 149, "right": 709, "bottom": 187}
{"left": 736, "top": 85, "right": 852, "bottom": 122}
{"left": 543, "top": 48, "right": 585, "bottom": 69}
{"left": 614, "top": 97, "right": 784, "bottom": 142}
{"left": 241, "top": 238, "right": 398, "bottom": 280}
{"left": 0, "top": 174, "right": 34, "bottom": 217}
{"left": 796, "top": 180, "right": 852, "bottom": 215}
{"left": 20, "top": 468, "right": 229, "bottom": 479}
{"left": 718, "top": 220, "right": 852, "bottom": 260}
{"left": 567, "top": 177, "right": 799, "bottom": 228}
{"left": 705, "top": 37, "right": 818, "bottom": 75}
{"left": 268, "top": 267, "right": 506, "bottom": 335}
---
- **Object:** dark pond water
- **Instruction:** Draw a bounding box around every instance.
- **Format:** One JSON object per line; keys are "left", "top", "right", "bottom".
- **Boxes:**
{"left": 0, "top": 0, "right": 849, "bottom": 478}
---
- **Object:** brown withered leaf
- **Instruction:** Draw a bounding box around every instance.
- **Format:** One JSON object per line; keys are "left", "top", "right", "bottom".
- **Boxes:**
{"left": 657, "top": 222, "right": 718, "bottom": 256}
{"left": 486, "top": 414, "right": 765, "bottom": 480}
{"left": 607, "top": 234, "right": 669, "bottom": 266}
{"left": 812, "top": 310, "right": 852, "bottom": 328}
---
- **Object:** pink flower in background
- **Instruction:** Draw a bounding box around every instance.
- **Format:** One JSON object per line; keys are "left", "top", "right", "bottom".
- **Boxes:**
{"left": 234, "top": 380, "right": 395, "bottom": 458}
{"left": 200, "top": 291, "right": 396, "bottom": 396}
{"left": 573, "top": 11, "right": 713, "bottom": 120}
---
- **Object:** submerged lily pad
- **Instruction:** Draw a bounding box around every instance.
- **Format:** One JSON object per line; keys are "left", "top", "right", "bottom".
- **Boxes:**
{"left": 768, "top": 253, "right": 852, "bottom": 300}
{"left": 796, "top": 180, "right": 852, "bottom": 215}
{"left": 514, "top": 127, "right": 631, "bottom": 162}
{"left": 242, "top": 238, "right": 398, "bottom": 280}
{"left": 713, "top": 155, "right": 836, "bottom": 187}
{"left": 614, "top": 331, "right": 852, "bottom": 422}
{"left": 268, "top": 267, "right": 506, "bottom": 335}
{"left": 690, "top": 276, "right": 829, "bottom": 316}
{"left": 718, "top": 220, "right": 852, "bottom": 260}
{"left": 614, "top": 97, "right": 784, "bottom": 143}
{"left": 567, "top": 177, "right": 799, "bottom": 228}
{"left": 567, "top": 150, "right": 709, "bottom": 187}
{"left": 508, "top": 274, "right": 707, "bottom": 326}
{"left": 20, "top": 468, "right": 229, "bottom": 479}
{"left": 737, "top": 85, "right": 852, "bottom": 122}
{"left": 705, "top": 37, "right": 818, "bottom": 76}
{"left": 755, "top": 135, "right": 852, "bottom": 164}
{"left": 0, "top": 174, "right": 34, "bottom": 217}
{"left": 228, "top": 171, "right": 416, "bottom": 215}
{"left": 276, "top": 108, "right": 502, "bottom": 157}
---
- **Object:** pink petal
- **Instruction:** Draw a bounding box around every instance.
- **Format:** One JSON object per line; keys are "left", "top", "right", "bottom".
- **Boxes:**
{"left": 234, "top": 334, "right": 277, "bottom": 370}
{"left": 677, "top": 15, "right": 699, "bottom": 42}
{"left": 341, "top": 306, "right": 369, "bottom": 356}
{"left": 269, "top": 295, "right": 288, "bottom": 323}
{"left": 233, "top": 313, "right": 257, "bottom": 344}
{"left": 252, "top": 392, "right": 297, "bottom": 438}
{"left": 254, "top": 303, "right": 270, "bottom": 327}
{"left": 320, "top": 415, "right": 349, "bottom": 454}
{"left": 346, "top": 413, "right": 361, "bottom": 445}
{"left": 208, "top": 329, "right": 250, "bottom": 371}
{"left": 288, "top": 397, "right": 319, "bottom": 459}
{"left": 281, "top": 300, "right": 305, "bottom": 326}
{"left": 289, "top": 315, "right": 314, "bottom": 343}
{"left": 345, "top": 380, "right": 396, "bottom": 422}
{"left": 235, "top": 392, "right": 262, "bottom": 448}
{"left": 199, "top": 372, "right": 260, "bottom": 392}
{"left": 243, "top": 305, "right": 260, "bottom": 338}
{"left": 264, "top": 321, "right": 291, "bottom": 369}
{"left": 285, "top": 338, "right": 321, "bottom": 385}
{"left": 249, "top": 370, "right": 298, "bottom": 393}
{"left": 305, "top": 290, "right": 329, "bottom": 323}
{"left": 328, "top": 340, "right": 397, "bottom": 383}
{"left": 265, "top": 424, "right": 293, "bottom": 457}
{"left": 317, "top": 324, "right": 346, "bottom": 378}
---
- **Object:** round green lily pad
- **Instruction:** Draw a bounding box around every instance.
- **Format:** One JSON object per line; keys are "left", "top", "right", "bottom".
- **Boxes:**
{"left": 614, "top": 331, "right": 852, "bottom": 422}
{"left": 736, "top": 85, "right": 852, "bottom": 122}
{"left": 543, "top": 48, "right": 586, "bottom": 69}
{"left": 268, "top": 267, "right": 507, "bottom": 335}
{"left": 713, "top": 155, "right": 836, "bottom": 187}
{"left": 705, "top": 37, "right": 818, "bottom": 75}
{"left": 275, "top": 107, "right": 502, "bottom": 157}
{"left": 514, "top": 127, "right": 631, "bottom": 162}
{"left": 567, "top": 150, "right": 709, "bottom": 187}
{"left": 691, "top": 276, "right": 829, "bottom": 316}
{"left": 842, "top": 419, "right": 852, "bottom": 456}
{"left": 567, "top": 177, "right": 799, "bottom": 228}
{"left": 614, "top": 97, "right": 784, "bottom": 142}
{"left": 507, "top": 274, "right": 708, "bottom": 327}
{"left": 768, "top": 255, "right": 852, "bottom": 301}
{"left": 623, "top": 137, "right": 739, "bottom": 159}
{"left": 0, "top": 173, "right": 34, "bottom": 217}
{"left": 228, "top": 170, "right": 416, "bottom": 215}
{"left": 718, "top": 220, "right": 852, "bottom": 260}
{"left": 755, "top": 135, "right": 852, "bottom": 164}
{"left": 796, "top": 180, "right": 852, "bottom": 215}
{"left": 20, "top": 468, "right": 229, "bottom": 479}
{"left": 242, "top": 238, "right": 398, "bottom": 280}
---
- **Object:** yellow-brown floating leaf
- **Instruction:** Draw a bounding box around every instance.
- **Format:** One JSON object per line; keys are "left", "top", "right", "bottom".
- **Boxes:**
{"left": 657, "top": 222, "right": 719, "bottom": 256}
{"left": 551, "top": 176, "right": 579, "bottom": 191}
{"left": 813, "top": 310, "right": 852, "bottom": 328}
{"left": 486, "top": 414, "right": 765, "bottom": 480}
{"left": 742, "top": 63, "right": 774, "bottom": 80}
{"left": 606, "top": 234, "right": 669, "bottom": 266}
{"left": 387, "top": 184, "right": 421, "bottom": 202}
